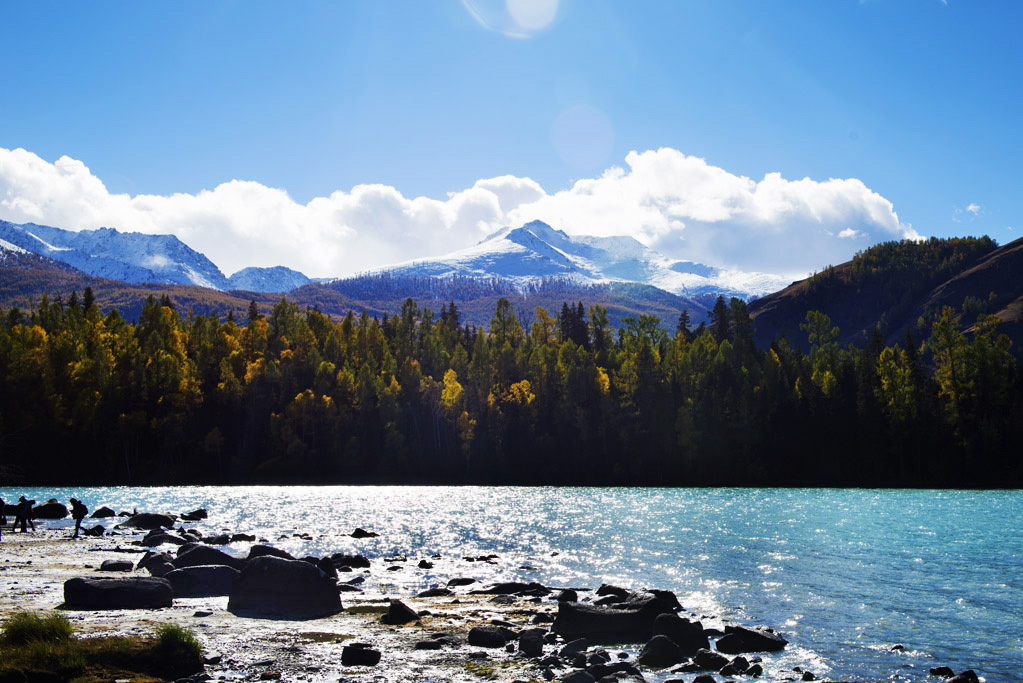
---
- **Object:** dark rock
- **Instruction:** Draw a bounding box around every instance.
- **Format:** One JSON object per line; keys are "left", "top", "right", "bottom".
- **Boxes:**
{"left": 176, "top": 541, "right": 201, "bottom": 556}
{"left": 381, "top": 599, "right": 420, "bottom": 625}
{"left": 415, "top": 640, "right": 443, "bottom": 650}
{"left": 350, "top": 528, "right": 378, "bottom": 538}
{"left": 98, "top": 559, "right": 133, "bottom": 572}
{"left": 174, "top": 545, "right": 245, "bottom": 571}
{"left": 448, "top": 577, "right": 477, "bottom": 587}
{"left": 83, "top": 524, "right": 105, "bottom": 537}
{"left": 745, "top": 663, "right": 763, "bottom": 677}
{"left": 720, "top": 655, "right": 749, "bottom": 676}
{"left": 638, "top": 634, "right": 685, "bottom": 668}
{"left": 341, "top": 645, "right": 381, "bottom": 666}
{"left": 230, "top": 533, "right": 256, "bottom": 542}
{"left": 142, "top": 532, "right": 186, "bottom": 547}
{"left": 553, "top": 593, "right": 676, "bottom": 643}
{"left": 519, "top": 628, "right": 547, "bottom": 657}
{"left": 181, "top": 508, "right": 208, "bottom": 521}
{"left": 228, "top": 556, "right": 343, "bottom": 619}
{"left": 418, "top": 559, "right": 434, "bottom": 569}
{"left": 0, "top": 669, "right": 28, "bottom": 683}
{"left": 558, "top": 589, "right": 579, "bottom": 602}
{"left": 560, "top": 672, "right": 596, "bottom": 683}
{"left": 203, "top": 534, "right": 231, "bottom": 545}
{"left": 532, "top": 612, "right": 555, "bottom": 624}
{"left": 559, "top": 638, "right": 590, "bottom": 659}
{"left": 166, "top": 565, "right": 240, "bottom": 597}
{"left": 136, "top": 551, "right": 174, "bottom": 572}
{"left": 801, "top": 672, "right": 817, "bottom": 681}
{"left": 930, "top": 667, "right": 956, "bottom": 678}
{"left": 33, "top": 502, "right": 69, "bottom": 519}
{"left": 338, "top": 584, "right": 363, "bottom": 593}
{"left": 314, "top": 556, "right": 337, "bottom": 579}
{"left": 417, "top": 587, "right": 454, "bottom": 598}
{"left": 119, "top": 513, "right": 176, "bottom": 530}
{"left": 653, "top": 613, "right": 709, "bottom": 655}
{"left": 715, "top": 625, "right": 788, "bottom": 654}
{"left": 692, "top": 675, "right": 717, "bottom": 683}
{"left": 596, "top": 584, "right": 631, "bottom": 599}
{"left": 247, "top": 545, "right": 295, "bottom": 561}
{"left": 63, "top": 576, "right": 173, "bottom": 609}
{"left": 468, "top": 625, "right": 516, "bottom": 648}
{"left": 694, "top": 648, "right": 729, "bottom": 670}
{"left": 91, "top": 506, "right": 116, "bottom": 518}
{"left": 647, "top": 589, "right": 683, "bottom": 611}
{"left": 473, "top": 581, "right": 551, "bottom": 596}
{"left": 947, "top": 672, "right": 980, "bottom": 683}
{"left": 331, "top": 553, "right": 371, "bottom": 569}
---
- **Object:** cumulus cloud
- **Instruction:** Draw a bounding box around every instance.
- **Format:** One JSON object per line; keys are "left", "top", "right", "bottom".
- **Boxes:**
{"left": 0, "top": 146, "right": 916, "bottom": 278}
{"left": 966, "top": 203, "right": 981, "bottom": 215}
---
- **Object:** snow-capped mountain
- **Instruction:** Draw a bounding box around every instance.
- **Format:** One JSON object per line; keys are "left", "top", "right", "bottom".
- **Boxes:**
{"left": 365, "top": 220, "right": 790, "bottom": 300}
{"left": 0, "top": 220, "right": 231, "bottom": 290}
{"left": 228, "top": 266, "right": 311, "bottom": 293}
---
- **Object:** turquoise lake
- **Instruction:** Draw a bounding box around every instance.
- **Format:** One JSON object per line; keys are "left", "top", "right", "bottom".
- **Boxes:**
{"left": 2, "top": 486, "right": 1019, "bottom": 681}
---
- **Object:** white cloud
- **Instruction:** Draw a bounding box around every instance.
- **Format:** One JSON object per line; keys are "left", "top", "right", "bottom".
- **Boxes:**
{"left": 0, "top": 146, "right": 916, "bottom": 279}
{"left": 966, "top": 203, "right": 981, "bottom": 215}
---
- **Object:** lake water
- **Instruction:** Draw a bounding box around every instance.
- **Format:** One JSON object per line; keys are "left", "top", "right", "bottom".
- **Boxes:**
{"left": 2, "top": 486, "right": 1019, "bottom": 682}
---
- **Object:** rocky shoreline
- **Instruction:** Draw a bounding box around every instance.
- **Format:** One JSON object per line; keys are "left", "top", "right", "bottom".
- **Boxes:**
{"left": 0, "top": 506, "right": 982, "bottom": 683}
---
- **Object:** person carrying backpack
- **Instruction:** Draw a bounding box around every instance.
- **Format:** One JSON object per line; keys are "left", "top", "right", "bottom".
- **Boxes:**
{"left": 70, "top": 498, "right": 89, "bottom": 539}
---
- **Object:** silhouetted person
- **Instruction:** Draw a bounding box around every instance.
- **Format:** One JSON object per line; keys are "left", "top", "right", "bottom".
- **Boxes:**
{"left": 15, "top": 496, "right": 35, "bottom": 533}
{"left": 70, "top": 498, "right": 88, "bottom": 539}
{"left": 0, "top": 496, "right": 5, "bottom": 541}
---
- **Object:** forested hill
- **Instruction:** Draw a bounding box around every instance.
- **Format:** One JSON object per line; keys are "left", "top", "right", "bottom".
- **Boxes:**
{"left": 749, "top": 236, "right": 1023, "bottom": 352}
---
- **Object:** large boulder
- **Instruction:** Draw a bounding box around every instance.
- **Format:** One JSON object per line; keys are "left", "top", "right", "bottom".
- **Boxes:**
{"left": 173, "top": 545, "right": 246, "bottom": 571}
{"left": 119, "top": 513, "right": 176, "bottom": 530}
{"left": 381, "top": 599, "right": 420, "bottom": 625}
{"left": 98, "top": 559, "right": 133, "bottom": 572}
{"left": 552, "top": 592, "right": 677, "bottom": 643}
{"left": 142, "top": 532, "right": 186, "bottom": 547}
{"left": 165, "top": 565, "right": 240, "bottom": 597}
{"left": 248, "top": 545, "right": 294, "bottom": 561}
{"left": 64, "top": 576, "right": 173, "bottom": 609}
{"left": 228, "top": 556, "right": 343, "bottom": 619}
{"left": 518, "top": 628, "right": 546, "bottom": 657}
{"left": 181, "top": 508, "right": 208, "bottom": 521}
{"left": 715, "top": 625, "right": 787, "bottom": 654}
{"left": 693, "top": 648, "right": 729, "bottom": 670}
{"left": 33, "top": 502, "right": 69, "bottom": 519}
{"left": 468, "top": 625, "right": 516, "bottom": 648}
{"left": 91, "top": 506, "right": 116, "bottom": 518}
{"left": 652, "top": 613, "right": 709, "bottom": 655}
{"left": 341, "top": 644, "right": 381, "bottom": 666}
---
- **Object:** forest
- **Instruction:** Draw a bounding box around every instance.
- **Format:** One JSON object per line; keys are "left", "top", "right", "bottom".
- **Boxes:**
{"left": 0, "top": 285, "right": 1020, "bottom": 487}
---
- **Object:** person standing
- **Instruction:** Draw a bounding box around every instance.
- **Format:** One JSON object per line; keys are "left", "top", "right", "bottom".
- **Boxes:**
{"left": 70, "top": 498, "right": 88, "bottom": 539}
{"left": 0, "top": 496, "right": 6, "bottom": 541}
{"left": 16, "top": 496, "right": 35, "bottom": 533}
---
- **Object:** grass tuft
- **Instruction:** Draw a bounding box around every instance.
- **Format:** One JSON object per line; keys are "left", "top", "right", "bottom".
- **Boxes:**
{"left": 154, "top": 623, "right": 202, "bottom": 660}
{"left": 0, "top": 611, "right": 74, "bottom": 646}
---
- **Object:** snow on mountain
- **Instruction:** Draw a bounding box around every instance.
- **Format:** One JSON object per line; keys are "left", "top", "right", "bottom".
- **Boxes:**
{"left": 228, "top": 266, "right": 311, "bottom": 293}
{"left": 366, "top": 220, "right": 790, "bottom": 300}
{"left": 0, "top": 220, "right": 231, "bottom": 289}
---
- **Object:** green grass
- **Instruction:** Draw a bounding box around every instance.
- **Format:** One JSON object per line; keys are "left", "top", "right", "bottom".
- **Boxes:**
{"left": 0, "top": 611, "right": 74, "bottom": 646}
{"left": 154, "top": 623, "right": 202, "bottom": 660}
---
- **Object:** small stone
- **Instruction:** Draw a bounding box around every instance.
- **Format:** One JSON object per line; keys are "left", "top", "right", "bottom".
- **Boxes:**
{"left": 930, "top": 667, "right": 955, "bottom": 678}
{"left": 341, "top": 645, "right": 381, "bottom": 666}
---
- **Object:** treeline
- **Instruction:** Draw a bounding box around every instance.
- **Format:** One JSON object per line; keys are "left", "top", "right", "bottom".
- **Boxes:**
{"left": 0, "top": 287, "right": 1020, "bottom": 486}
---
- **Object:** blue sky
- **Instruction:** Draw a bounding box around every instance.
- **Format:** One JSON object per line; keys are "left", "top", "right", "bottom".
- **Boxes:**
{"left": 1, "top": 1, "right": 1019, "bottom": 277}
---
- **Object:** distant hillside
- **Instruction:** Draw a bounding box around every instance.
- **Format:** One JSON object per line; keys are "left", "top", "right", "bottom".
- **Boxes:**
{"left": 749, "top": 235, "right": 1023, "bottom": 351}
{"left": 0, "top": 248, "right": 707, "bottom": 330}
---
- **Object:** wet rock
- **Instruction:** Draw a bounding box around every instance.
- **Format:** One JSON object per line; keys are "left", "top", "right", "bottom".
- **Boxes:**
{"left": 692, "top": 675, "right": 717, "bottom": 683}
{"left": 519, "top": 628, "right": 547, "bottom": 657}
{"left": 228, "top": 556, "right": 343, "bottom": 619}
{"left": 558, "top": 589, "right": 579, "bottom": 602}
{"left": 801, "top": 672, "right": 817, "bottom": 681}
{"left": 142, "top": 532, "right": 186, "bottom": 547}
{"left": 714, "top": 625, "right": 788, "bottom": 654}
{"left": 468, "top": 625, "right": 517, "bottom": 648}
{"left": 947, "top": 672, "right": 980, "bottom": 683}
{"left": 653, "top": 613, "right": 709, "bottom": 655}
{"left": 338, "top": 584, "right": 363, "bottom": 593}
{"left": 553, "top": 592, "right": 676, "bottom": 643}
{"left": 930, "top": 667, "right": 956, "bottom": 678}
{"left": 341, "top": 644, "right": 380, "bottom": 666}
{"left": 175, "top": 545, "right": 246, "bottom": 571}
{"left": 720, "top": 655, "right": 749, "bottom": 676}
{"left": 247, "top": 545, "right": 294, "bottom": 561}
{"left": 98, "top": 559, "right": 133, "bottom": 572}
{"left": 181, "top": 508, "right": 208, "bottom": 521}
{"left": 381, "top": 599, "right": 420, "bottom": 625}
{"left": 119, "top": 513, "right": 176, "bottom": 530}
{"left": 83, "top": 525, "right": 105, "bottom": 537}
{"left": 91, "top": 506, "right": 116, "bottom": 518}
{"left": 693, "top": 648, "right": 729, "bottom": 670}
{"left": 63, "top": 576, "right": 173, "bottom": 610}
{"left": 638, "top": 634, "right": 685, "bottom": 668}
{"left": 415, "top": 640, "right": 443, "bottom": 650}
{"left": 176, "top": 542, "right": 201, "bottom": 555}
{"left": 136, "top": 551, "right": 174, "bottom": 572}
{"left": 203, "top": 534, "right": 231, "bottom": 545}
{"left": 166, "top": 564, "right": 240, "bottom": 597}
{"left": 350, "top": 527, "right": 378, "bottom": 538}
{"left": 473, "top": 581, "right": 551, "bottom": 596}
{"left": 559, "top": 638, "right": 590, "bottom": 659}
{"left": 745, "top": 662, "right": 763, "bottom": 677}
{"left": 532, "top": 612, "right": 555, "bottom": 624}
{"left": 33, "top": 502, "right": 69, "bottom": 519}
{"left": 230, "top": 533, "right": 256, "bottom": 542}
{"left": 418, "top": 559, "right": 434, "bottom": 569}
{"left": 448, "top": 577, "right": 477, "bottom": 587}
{"left": 417, "top": 587, "right": 454, "bottom": 598}
{"left": 331, "top": 553, "right": 371, "bottom": 569}
{"left": 560, "top": 671, "right": 596, "bottom": 683}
